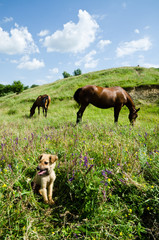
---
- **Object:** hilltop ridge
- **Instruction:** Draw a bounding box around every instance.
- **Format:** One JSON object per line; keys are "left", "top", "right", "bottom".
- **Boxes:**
{"left": 0, "top": 66, "right": 159, "bottom": 104}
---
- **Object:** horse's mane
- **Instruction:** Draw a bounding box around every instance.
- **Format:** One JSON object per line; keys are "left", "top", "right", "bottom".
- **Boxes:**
{"left": 125, "top": 90, "right": 135, "bottom": 108}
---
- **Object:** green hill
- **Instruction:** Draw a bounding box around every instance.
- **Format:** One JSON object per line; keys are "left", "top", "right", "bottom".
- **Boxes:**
{"left": 0, "top": 67, "right": 159, "bottom": 239}
{"left": 0, "top": 66, "right": 159, "bottom": 124}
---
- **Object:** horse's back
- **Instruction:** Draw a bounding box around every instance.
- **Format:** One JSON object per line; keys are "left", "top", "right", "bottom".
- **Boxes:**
{"left": 36, "top": 95, "right": 51, "bottom": 107}
{"left": 78, "top": 85, "right": 128, "bottom": 108}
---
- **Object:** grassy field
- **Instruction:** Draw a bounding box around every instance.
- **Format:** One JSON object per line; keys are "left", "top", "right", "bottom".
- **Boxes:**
{"left": 0, "top": 67, "right": 159, "bottom": 239}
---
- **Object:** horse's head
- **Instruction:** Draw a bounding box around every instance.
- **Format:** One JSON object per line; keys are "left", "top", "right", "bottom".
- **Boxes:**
{"left": 129, "top": 108, "right": 140, "bottom": 125}
{"left": 30, "top": 107, "right": 35, "bottom": 117}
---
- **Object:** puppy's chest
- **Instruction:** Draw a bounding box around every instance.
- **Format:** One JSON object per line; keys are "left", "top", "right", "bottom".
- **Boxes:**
{"left": 36, "top": 172, "right": 55, "bottom": 186}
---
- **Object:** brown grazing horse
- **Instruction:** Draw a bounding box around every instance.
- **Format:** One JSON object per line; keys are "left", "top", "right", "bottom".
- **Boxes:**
{"left": 30, "top": 95, "right": 51, "bottom": 117}
{"left": 74, "top": 85, "right": 140, "bottom": 125}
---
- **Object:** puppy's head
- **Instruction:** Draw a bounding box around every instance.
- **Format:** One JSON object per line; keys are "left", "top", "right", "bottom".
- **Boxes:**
{"left": 37, "top": 154, "right": 58, "bottom": 176}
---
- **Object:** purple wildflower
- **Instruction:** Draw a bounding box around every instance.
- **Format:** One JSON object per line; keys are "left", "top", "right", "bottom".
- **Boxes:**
{"left": 102, "top": 170, "right": 106, "bottom": 177}
{"left": 119, "top": 179, "right": 126, "bottom": 184}
{"left": 83, "top": 156, "right": 88, "bottom": 168}
{"left": 69, "top": 177, "right": 74, "bottom": 182}
{"left": 105, "top": 169, "right": 112, "bottom": 174}
{"left": 8, "top": 164, "right": 12, "bottom": 169}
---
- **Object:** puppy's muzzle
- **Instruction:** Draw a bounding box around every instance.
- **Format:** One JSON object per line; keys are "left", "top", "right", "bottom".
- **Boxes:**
{"left": 37, "top": 166, "right": 48, "bottom": 176}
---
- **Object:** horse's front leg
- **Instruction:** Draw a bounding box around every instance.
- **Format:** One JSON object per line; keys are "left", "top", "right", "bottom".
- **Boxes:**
{"left": 76, "top": 104, "right": 88, "bottom": 124}
{"left": 114, "top": 105, "right": 122, "bottom": 123}
{"left": 38, "top": 107, "right": 40, "bottom": 115}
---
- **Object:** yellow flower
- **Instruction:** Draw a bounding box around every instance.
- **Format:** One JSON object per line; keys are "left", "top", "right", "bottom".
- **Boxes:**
{"left": 119, "top": 232, "right": 123, "bottom": 236}
{"left": 108, "top": 178, "right": 111, "bottom": 182}
{"left": 147, "top": 207, "right": 150, "bottom": 210}
{"left": 2, "top": 184, "right": 7, "bottom": 188}
{"left": 151, "top": 185, "right": 154, "bottom": 189}
{"left": 128, "top": 209, "right": 132, "bottom": 214}
{"left": 52, "top": 232, "right": 55, "bottom": 235}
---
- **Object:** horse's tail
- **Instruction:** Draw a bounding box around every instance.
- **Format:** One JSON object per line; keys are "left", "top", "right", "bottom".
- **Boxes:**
{"left": 44, "top": 95, "right": 51, "bottom": 109}
{"left": 73, "top": 88, "right": 82, "bottom": 105}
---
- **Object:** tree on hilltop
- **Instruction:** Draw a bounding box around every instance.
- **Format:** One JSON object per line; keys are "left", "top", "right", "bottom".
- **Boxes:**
{"left": 73, "top": 68, "right": 82, "bottom": 76}
{"left": 62, "top": 71, "right": 71, "bottom": 78}
{"left": 12, "top": 81, "right": 24, "bottom": 94}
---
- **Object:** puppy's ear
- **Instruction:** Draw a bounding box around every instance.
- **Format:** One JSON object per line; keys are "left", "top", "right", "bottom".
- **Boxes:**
{"left": 38, "top": 154, "right": 43, "bottom": 160}
{"left": 49, "top": 155, "right": 58, "bottom": 163}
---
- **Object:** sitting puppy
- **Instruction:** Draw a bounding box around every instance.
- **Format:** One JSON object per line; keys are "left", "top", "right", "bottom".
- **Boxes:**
{"left": 34, "top": 153, "right": 58, "bottom": 205}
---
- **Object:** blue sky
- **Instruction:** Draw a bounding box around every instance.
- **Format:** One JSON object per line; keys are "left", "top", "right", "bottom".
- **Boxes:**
{"left": 0, "top": 0, "right": 159, "bottom": 86}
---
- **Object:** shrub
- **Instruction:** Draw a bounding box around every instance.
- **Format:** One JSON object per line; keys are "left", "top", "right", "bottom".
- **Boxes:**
{"left": 12, "top": 81, "right": 24, "bottom": 94}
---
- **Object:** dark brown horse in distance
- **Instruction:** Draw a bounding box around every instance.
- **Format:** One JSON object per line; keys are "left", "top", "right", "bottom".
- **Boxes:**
{"left": 30, "top": 95, "right": 51, "bottom": 117}
{"left": 74, "top": 85, "right": 140, "bottom": 125}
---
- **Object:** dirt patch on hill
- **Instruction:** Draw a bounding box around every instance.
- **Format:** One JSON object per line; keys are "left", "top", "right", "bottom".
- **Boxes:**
{"left": 125, "top": 85, "right": 159, "bottom": 103}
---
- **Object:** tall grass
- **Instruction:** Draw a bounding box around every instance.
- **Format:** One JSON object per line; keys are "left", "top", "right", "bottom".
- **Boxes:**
{"left": 0, "top": 118, "right": 158, "bottom": 239}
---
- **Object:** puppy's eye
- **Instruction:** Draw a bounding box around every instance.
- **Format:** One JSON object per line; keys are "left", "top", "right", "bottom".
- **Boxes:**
{"left": 44, "top": 162, "right": 48, "bottom": 165}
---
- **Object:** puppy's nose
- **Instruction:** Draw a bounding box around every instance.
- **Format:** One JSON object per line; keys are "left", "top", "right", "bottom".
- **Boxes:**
{"left": 37, "top": 166, "right": 40, "bottom": 170}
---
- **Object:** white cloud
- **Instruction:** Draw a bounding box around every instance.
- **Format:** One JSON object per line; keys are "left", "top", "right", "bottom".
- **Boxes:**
{"left": 75, "top": 50, "right": 98, "bottom": 69}
{"left": 0, "top": 25, "right": 39, "bottom": 55}
{"left": 43, "top": 10, "right": 99, "bottom": 53}
{"left": 49, "top": 67, "right": 59, "bottom": 74}
{"left": 142, "top": 63, "right": 159, "bottom": 68}
{"left": 116, "top": 37, "right": 152, "bottom": 57}
{"left": 38, "top": 30, "right": 49, "bottom": 37}
{"left": 98, "top": 39, "right": 111, "bottom": 49}
{"left": 46, "top": 67, "right": 59, "bottom": 79}
{"left": 134, "top": 29, "right": 140, "bottom": 34}
{"left": 3, "top": 17, "right": 13, "bottom": 23}
{"left": 17, "top": 56, "right": 45, "bottom": 70}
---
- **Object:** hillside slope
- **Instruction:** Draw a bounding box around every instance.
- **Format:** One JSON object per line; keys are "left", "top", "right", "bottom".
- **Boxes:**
{"left": 0, "top": 66, "right": 158, "bottom": 124}
{"left": 1, "top": 67, "right": 159, "bottom": 102}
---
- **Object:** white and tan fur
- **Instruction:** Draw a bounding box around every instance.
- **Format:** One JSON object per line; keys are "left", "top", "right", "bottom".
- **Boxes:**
{"left": 34, "top": 153, "right": 58, "bottom": 205}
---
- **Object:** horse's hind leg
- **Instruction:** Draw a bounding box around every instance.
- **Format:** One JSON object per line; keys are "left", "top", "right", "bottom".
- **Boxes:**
{"left": 77, "top": 104, "right": 88, "bottom": 124}
{"left": 45, "top": 108, "right": 47, "bottom": 117}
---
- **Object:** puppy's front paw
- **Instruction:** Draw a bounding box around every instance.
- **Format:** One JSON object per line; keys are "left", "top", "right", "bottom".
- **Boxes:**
{"left": 49, "top": 199, "right": 55, "bottom": 205}
{"left": 44, "top": 199, "right": 49, "bottom": 204}
{"left": 39, "top": 189, "right": 43, "bottom": 195}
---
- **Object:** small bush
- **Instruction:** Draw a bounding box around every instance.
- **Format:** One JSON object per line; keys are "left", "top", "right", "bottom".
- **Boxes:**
{"left": 7, "top": 109, "right": 17, "bottom": 115}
